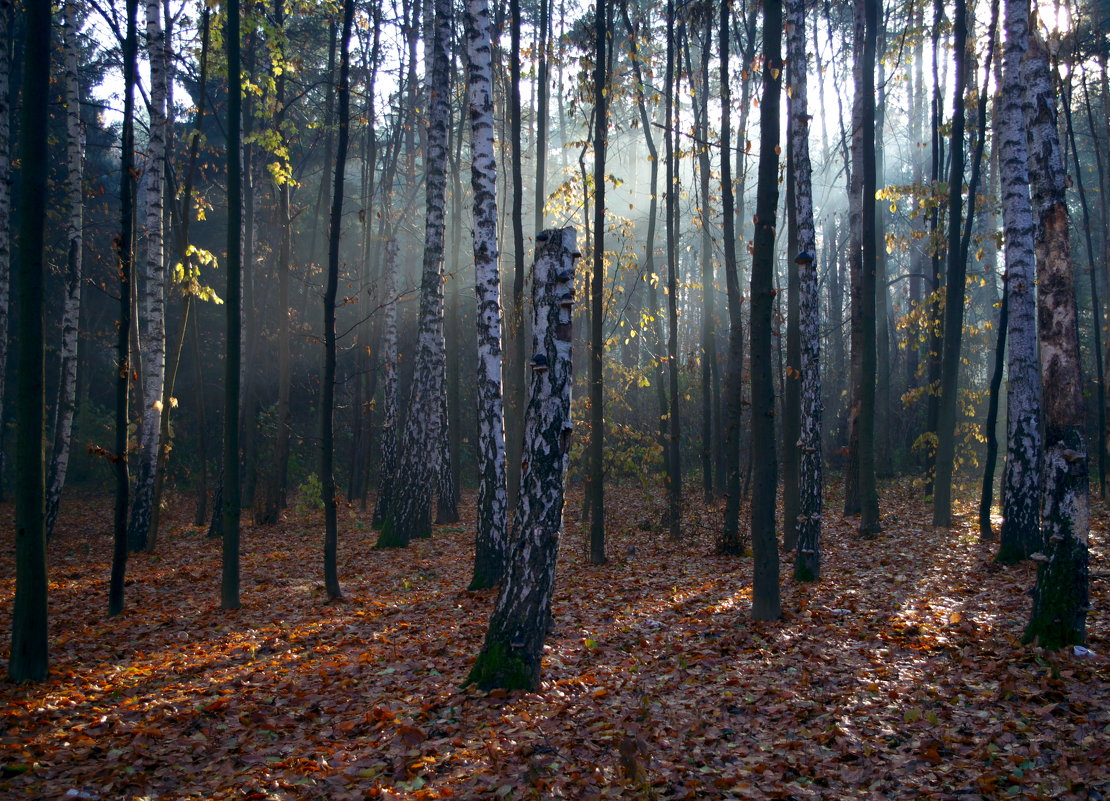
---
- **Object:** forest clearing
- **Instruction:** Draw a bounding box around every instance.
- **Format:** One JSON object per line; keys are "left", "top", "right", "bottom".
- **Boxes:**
{"left": 2, "top": 482, "right": 1107, "bottom": 800}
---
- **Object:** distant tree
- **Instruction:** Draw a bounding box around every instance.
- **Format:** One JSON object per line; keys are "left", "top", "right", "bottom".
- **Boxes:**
{"left": 8, "top": 0, "right": 51, "bottom": 681}
{"left": 750, "top": 0, "right": 782, "bottom": 620}
{"left": 376, "top": 0, "right": 452, "bottom": 547}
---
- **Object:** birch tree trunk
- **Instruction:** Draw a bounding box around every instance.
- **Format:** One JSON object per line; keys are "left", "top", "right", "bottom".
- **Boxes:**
{"left": 376, "top": 0, "right": 451, "bottom": 548}
{"left": 1023, "top": 28, "right": 1089, "bottom": 649}
{"left": 46, "top": 2, "right": 85, "bottom": 541}
{"left": 785, "top": 0, "right": 822, "bottom": 583}
{"left": 465, "top": 0, "right": 507, "bottom": 590}
{"left": 996, "top": 0, "right": 1042, "bottom": 564}
{"left": 373, "top": 239, "right": 400, "bottom": 530}
{"left": 129, "top": 0, "right": 170, "bottom": 552}
{"left": 468, "top": 228, "right": 576, "bottom": 690}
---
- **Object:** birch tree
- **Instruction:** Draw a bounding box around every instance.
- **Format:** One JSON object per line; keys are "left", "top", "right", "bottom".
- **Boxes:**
{"left": 376, "top": 0, "right": 451, "bottom": 548}
{"left": 129, "top": 0, "right": 170, "bottom": 551}
{"left": 996, "top": 0, "right": 1042, "bottom": 564}
{"left": 464, "top": 0, "right": 507, "bottom": 589}
{"left": 46, "top": 1, "right": 86, "bottom": 541}
{"left": 468, "top": 228, "right": 577, "bottom": 690}
{"left": 1023, "top": 27, "right": 1089, "bottom": 649}
{"left": 785, "top": 0, "right": 822, "bottom": 582}
{"left": 372, "top": 238, "right": 400, "bottom": 530}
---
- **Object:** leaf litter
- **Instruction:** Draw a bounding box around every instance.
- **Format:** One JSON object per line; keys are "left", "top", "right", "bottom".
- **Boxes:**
{"left": 1, "top": 481, "right": 1107, "bottom": 800}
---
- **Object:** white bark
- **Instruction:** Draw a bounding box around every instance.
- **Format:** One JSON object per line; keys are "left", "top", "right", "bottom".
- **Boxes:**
{"left": 1023, "top": 27, "right": 1089, "bottom": 647}
{"left": 376, "top": 0, "right": 451, "bottom": 546}
{"left": 372, "top": 237, "right": 399, "bottom": 528}
{"left": 46, "top": 1, "right": 86, "bottom": 539}
{"left": 786, "top": 0, "right": 822, "bottom": 581}
{"left": 466, "top": 0, "right": 507, "bottom": 589}
{"left": 129, "top": 0, "right": 169, "bottom": 549}
{"left": 469, "top": 228, "right": 576, "bottom": 690}
{"left": 997, "top": 0, "right": 1043, "bottom": 562}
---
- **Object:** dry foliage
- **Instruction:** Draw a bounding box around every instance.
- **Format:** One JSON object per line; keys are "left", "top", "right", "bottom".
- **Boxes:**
{"left": 1, "top": 481, "right": 1107, "bottom": 800}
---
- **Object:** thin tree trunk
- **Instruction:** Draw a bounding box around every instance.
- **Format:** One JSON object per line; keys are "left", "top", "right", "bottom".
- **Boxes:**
{"left": 0, "top": 0, "right": 11, "bottom": 504}
{"left": 129, "top": 0, "right": 170, "bottom": 552}
{"left": 663, "top": 0, "right": 682, "bottom": 540}
{"left": 321, "top": 0, "right": 354, "bottom": 603}
{"left": 750, "top": 0, "right": 783, "bottom": 621}
{"left": 109, "top": 0, "right": 139, "bottom": 619}
{"left": 465, "top": 0, "right": 508, "bottom": 589}
{"left": 46, "top": 2, "right": 85, "bottom": 541}
{"left": 785, "top": 0, "right": 822, "bottom": 583}
{"left": 222, "top": 0, "right": 243, "bottom": 611}
{"left": 373, "top": 238, "right": 400, "bottom": 529}
{"left": 589, "top": 0, "right": 608, "bottom": 564}
{"left": 932, "top": 0, "right": 969, "bottom": 526}
{"left": 505, "top": 0, "right": 527, "bottom": 516}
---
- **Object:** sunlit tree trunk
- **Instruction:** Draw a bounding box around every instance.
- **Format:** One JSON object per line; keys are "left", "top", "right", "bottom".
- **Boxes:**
{"left": 468, "top": 229, "right": 576, "bottom": 690}
{"left": 128, "top": 0, "right": 169, "bottom": 552}
{"left": 786, "top": 0, "right": 822, "bottom": 583}
{"left": 996, "top": 0, "right": 1042, "bottom": 564}
{"left": 8, "top": 0, "right": 50, "bottom": 681}
{"left": 465, "top": 0, "right": 507, "bottom": 589}
{"left": 932, "top": 0, "right": 969, "bottom": 526}
{"left": 750, "top": 0, "right": 782, "bottom": 620}
{"left": 46, "top": 2, "right": 85, "bottom": 541}
{"left": 376, "top": 0, "right": 451, "bottom": 547}
{"left": 1023, "top": 28, "right": 1088, "bottom": 649}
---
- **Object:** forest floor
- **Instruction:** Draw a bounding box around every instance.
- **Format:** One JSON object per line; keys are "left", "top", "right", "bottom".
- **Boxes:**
{"left": 1, "top": 480, "right": 1108, "bottom": 801}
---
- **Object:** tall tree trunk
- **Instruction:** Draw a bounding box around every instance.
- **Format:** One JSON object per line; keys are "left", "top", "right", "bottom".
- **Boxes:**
{"left": 719, "top": 0, "right": 746, "bottom": 556}
{"left": 271, "top": 0, "right": 293, "bottom": 514}
{"left": 663, "top": 0, "right": 682, "bottom": 540}
{"left": 750, "top": 0, "right": 782, "bottom": 621}
{"left": 373, "top": 238, "right": 400, "bottom": 529}
{"left": 376, "top": 0, "right": 451, "bottom": 547}
{"left": 0, "top": 0, "right": 11, "bottom": 503}
{"left": 504, "top": 0, "right": 527, "bottom": 515}
{"left": 8, "top": 0, "right": 50, "bottom": 681}
{"left": 932, "top": 0, "right": 969, "bottom": 526}
{"left": 785, "top": 0, "right": 822, "bottom": 583}
{"left": 467, "top": 229, "right": 577, "bottom": 690}
{"left": 588, "top": 0, "right": 608, "bottom": 564}
{"left": 109, "top": 0, "right": 139, "bottom": 620}
{"left": 465, "top": 0, "right": 508, "bottom": 589}
{"left": 129, "top": 0, "right": 170, "bottom": 552}
{"left": 320, "top": 0, "right": 354, "bottom": 602}
{"left": 1023, "top": 26, "right": 1089, "bottom": 650}
{"left": 996, "top": 0, "right": 1042, "bottom": 564}
{"left": 857, "top": 0, "right": 881, "bottom": 536}
{"left": 46, "top": 2, "right": 85, "bottom": 541}
{"left": 222, "top": 0, "right": 243, "bottom": 611}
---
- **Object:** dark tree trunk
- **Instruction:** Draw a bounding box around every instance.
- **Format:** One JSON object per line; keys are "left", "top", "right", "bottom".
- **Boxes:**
{"left": 588, "top": 0, "right": 608, "bottom": 565}
{"left": 750, "top": 0, "right": 782, "bottom": 621}
{"left": 8, "top": 0, "right": 51, "bottom": 680}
